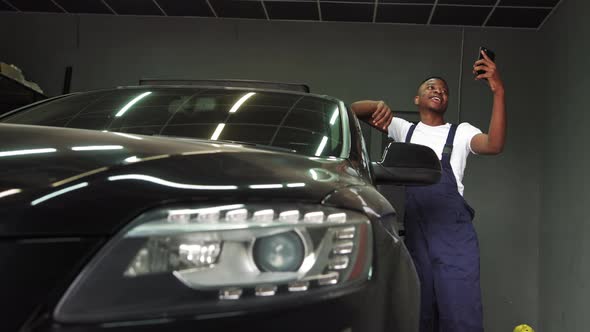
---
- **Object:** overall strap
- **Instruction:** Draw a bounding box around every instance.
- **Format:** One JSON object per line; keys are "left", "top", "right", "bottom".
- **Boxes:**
{"left": 443, "top": 124, "right": 459, "bottom": 155}
{"left": 405, "top": 124, "right": 417, "bottom": 143}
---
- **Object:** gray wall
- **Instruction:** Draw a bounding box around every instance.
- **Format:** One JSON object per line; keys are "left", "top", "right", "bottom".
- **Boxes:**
{"left": 0, "top": 12, "right": 543, "bottom": 331}
{"left": 540, "top": 1, "right": 590, "bottom": 330}
{"left": 461, "top": 29, "right": 543, "bottom": 331}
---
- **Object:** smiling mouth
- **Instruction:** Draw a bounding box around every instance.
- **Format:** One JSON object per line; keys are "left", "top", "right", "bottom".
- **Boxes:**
{"left": 430, "top": 96, "right": 442, "bottom": 103}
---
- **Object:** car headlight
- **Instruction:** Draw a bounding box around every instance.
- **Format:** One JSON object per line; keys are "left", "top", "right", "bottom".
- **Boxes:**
{"left": 55, "top": 203, "right": 373, "bottom": 323}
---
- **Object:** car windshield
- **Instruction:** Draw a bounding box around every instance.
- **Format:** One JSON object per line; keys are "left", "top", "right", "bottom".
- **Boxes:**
{"left": 1, "top": 87, "right": 345, "bottom": 157}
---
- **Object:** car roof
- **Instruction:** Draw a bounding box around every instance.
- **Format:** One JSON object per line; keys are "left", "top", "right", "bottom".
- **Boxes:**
{"left": 112, "top": 85, "right": 342, "bottom": 104}
{"left": 138, "top": 79, "right": 310, "bottom": 93}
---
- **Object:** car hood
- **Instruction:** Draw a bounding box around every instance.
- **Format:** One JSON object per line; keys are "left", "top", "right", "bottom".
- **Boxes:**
{"left": 0, "top": 124, "right": 368, "bottom": 236}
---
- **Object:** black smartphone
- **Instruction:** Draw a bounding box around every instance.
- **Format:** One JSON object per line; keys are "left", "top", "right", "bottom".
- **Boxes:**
{"left": 476, "top": 46, "right": 496, "bottom": 77}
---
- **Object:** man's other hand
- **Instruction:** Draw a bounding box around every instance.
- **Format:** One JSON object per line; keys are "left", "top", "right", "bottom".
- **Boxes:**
{"left": 371, "top": 101, "right": 393, "bottom": 132}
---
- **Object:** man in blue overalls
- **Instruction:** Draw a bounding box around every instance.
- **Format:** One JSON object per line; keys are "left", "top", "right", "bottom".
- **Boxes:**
{"left": 352, "top": 50, "right": 506, "bottom": 331}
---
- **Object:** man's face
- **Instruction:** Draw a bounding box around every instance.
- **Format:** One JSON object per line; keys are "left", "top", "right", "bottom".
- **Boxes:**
{"left": 414, "top": 78, "right": 449, "bottom": 113}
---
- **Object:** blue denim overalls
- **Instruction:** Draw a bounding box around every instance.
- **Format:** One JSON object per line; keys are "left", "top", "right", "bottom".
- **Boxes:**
{"left": 404, "top": 124, "right": 483, "bottom": 332}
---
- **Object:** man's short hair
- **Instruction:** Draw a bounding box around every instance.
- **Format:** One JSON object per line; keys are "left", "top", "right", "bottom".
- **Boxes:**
{"left": 417, "top": 76, "right": 449, "bottom": 93}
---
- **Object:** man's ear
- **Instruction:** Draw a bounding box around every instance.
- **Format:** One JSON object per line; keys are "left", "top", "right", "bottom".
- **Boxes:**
{"left": 414, "top": 96, "right": 419, "bottom": 105}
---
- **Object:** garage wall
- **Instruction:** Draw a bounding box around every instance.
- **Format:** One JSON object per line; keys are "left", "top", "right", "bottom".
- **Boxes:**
{"left": 539, "top": 1, "right": 590, "bottom": 330}
{"left": 0, "top": 14, "right": 466, "bottom": 114}
{"left": 0, "top": 12, "right": 542, "bottom": 331}
{"left": 460, "top": 28, "right": 543, "bottom": 331}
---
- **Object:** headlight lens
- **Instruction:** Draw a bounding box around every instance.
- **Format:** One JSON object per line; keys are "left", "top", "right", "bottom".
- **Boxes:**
{"left": 254, "top": 231, "right": 305, "bottom": 272}
{"left": 55, "top": 203, "right": 373, "bottom": 323}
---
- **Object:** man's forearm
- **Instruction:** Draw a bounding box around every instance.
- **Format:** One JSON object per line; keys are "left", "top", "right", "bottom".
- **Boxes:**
{"left": 351, "top": 100, "right": 380, "bottom": 119}
{"left": 486, "top": 89, "right": 506, "bottom": 153}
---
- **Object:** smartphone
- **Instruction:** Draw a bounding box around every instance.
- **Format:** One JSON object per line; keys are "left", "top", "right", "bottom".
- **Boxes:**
{"left": 476, "top": 46, "right": 496, "bottom": 77}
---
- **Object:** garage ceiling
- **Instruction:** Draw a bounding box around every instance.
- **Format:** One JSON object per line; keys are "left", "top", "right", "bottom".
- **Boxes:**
{"left": 0, "top": 0, "right": 563, "bottom": 30}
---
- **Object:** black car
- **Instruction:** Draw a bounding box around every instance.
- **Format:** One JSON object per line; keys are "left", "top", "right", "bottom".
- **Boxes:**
{"left": 0, "top": 81, "right": 440, "bottom": 332}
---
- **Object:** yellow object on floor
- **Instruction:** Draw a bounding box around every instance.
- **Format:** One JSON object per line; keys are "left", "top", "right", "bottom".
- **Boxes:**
{"left": 513, "top": 324, "right": 535, "bottom": 332}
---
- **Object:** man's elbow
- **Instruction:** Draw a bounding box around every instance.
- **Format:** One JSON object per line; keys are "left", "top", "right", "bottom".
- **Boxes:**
{"left": 477, "top": 144, "right": 503, "bottom": 155}
{"left": 483, "top": 136, "right": 505, "bottom": 155}
{"left": 487, "top": 144, "right": 504, "bottom": 155}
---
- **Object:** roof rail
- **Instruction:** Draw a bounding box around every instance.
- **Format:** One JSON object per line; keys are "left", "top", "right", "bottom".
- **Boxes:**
{"left": 138, "top": 79, "right": 310, "bottom": 93}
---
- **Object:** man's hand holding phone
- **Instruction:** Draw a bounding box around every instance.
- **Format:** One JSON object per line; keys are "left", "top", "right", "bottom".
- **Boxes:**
{"left": 473, "top": 47, "right": 504, "bottom": 94}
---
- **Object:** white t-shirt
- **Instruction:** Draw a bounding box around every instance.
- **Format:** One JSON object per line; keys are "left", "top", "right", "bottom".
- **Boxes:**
{"left": 387, "top": 118, "right": 482, "bottom": 196}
